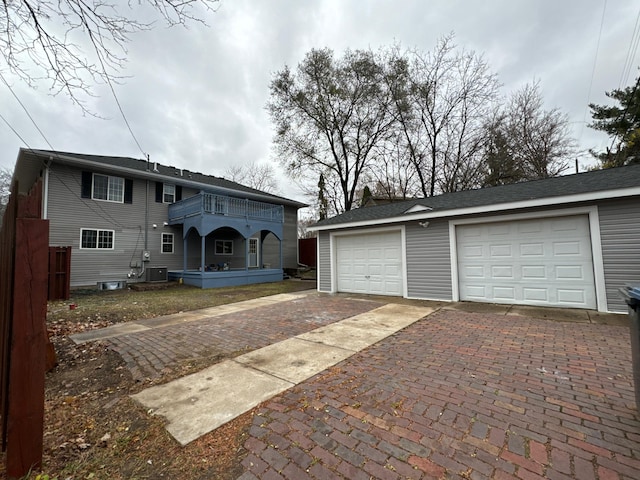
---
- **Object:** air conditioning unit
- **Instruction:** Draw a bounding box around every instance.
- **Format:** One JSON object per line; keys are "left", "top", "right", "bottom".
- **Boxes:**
{"left": 147, "top": 266, "right": 168, "bottom": 283}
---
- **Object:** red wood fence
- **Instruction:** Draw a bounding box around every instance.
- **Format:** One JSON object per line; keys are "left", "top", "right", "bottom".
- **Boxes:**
{"left": 0, "top": 177, "right": 50, "bottom": 478}
{"left": 49, "top": 246, "right": 72, "bottom": 301}
{"left": 298, "top": 237, "right": 317, "bottom": 268}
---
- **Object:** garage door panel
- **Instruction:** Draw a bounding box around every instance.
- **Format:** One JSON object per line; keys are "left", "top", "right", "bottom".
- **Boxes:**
{"left": 556, "top": 265, "right": 585, "bottom": 280}
{"left": 521, "top": 243, "right": 544, "bottom": 256}
{"left": 491, "top": 265, "right": 514, "bottom": 279}
{"left": 553, "top": 241, "right": 582, "bottom": 256}
{"left": 336, "top": 231, "right": 403, "bottom": 296}
{"left": 557, "top": 289, "right": 586, "bottom": 304}
{"left": 457, "top": 215, "right": 596, "bottom": 309}
{"left": 490, "top": 244, "right": 512, "bottom": 257}
{"left": 522, "top": 265, "right": 546, "bottom": 279}
{"left": 493, "top": 286, "right": 516, "bottom": 300}
{"left": 523, "top": 288, "right": 548, "bottom": 302}
{"left": 464, "top": 284, "right": 486, "bottom": 297}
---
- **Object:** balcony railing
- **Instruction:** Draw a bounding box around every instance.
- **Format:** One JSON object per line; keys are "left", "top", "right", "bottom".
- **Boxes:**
{"left": 168, "top": 192, "right": 284, "bottom": 224}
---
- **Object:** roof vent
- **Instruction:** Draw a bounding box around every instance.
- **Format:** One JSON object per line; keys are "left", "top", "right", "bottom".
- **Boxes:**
{"left": 153, "top": 162, "right": 159, "bottom": 172}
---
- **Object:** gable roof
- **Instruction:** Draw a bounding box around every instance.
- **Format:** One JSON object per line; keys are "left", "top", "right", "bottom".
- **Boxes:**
{"left": 310, "top": 164, "right": 640, "bottom": 230}
{"left": 16, "top": 148, "right": 307, "bottom": 208}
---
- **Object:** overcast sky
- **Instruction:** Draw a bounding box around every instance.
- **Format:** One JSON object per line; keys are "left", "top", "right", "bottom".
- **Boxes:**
{"left": 1, "top": 0, "right": 638, "bottom": 205}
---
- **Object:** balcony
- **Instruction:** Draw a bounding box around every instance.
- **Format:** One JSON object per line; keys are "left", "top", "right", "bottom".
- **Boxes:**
{"left": 168, "top": 192, "right": 285, "bottom": 238}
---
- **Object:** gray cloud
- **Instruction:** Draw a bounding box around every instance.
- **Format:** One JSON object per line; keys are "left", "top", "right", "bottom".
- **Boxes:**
{"left": 1, "top": 0, "right": 638, "bottom": 203}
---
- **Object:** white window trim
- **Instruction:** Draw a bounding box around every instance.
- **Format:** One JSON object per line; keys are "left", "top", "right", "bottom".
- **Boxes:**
{"left": 79, "top": 228, "right": 115, "bottom": 250}
{"left": 163, "top": 184, "right": 176, "bottom": 203}
{"left": 92, "top": 173, "right": 124, "bottom": 203}
{"left": 215, "top": 239, "right": 234, "bottom": 255}
{"left": 161, "top": 233, "right": 174, "bottom": 254}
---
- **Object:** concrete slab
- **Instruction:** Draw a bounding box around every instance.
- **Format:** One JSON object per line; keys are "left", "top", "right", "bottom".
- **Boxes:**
{"left": 298, "top": 304, "right": 434, "bottom": 350}
{"left": 70, "top": 323, "right": 151, "bottom": 344}
{"left": 338, "top": 304, "right": 434, "bottom": 331}
{"left": 234, "top": 338, "right": 354, "bottom": 384}
{"left": 131, "top": 360, "right": 293, "bottom": 446}
{"left": 130, "top": 302, "right": 435, "bottom": 445}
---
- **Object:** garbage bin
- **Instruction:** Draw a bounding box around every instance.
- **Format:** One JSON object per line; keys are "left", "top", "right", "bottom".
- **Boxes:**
{"left": 620, "top": 285, "right": 640, "bottom": 411}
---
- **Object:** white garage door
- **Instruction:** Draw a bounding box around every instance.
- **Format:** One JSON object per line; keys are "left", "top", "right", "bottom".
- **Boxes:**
{"left": 336, "top": 231, "right": 403, "bottom": 296}
{"left": 456, "top": 215, "right": 596, "bottom": 309}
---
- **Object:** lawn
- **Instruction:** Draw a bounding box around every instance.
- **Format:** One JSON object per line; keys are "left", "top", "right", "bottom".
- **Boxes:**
{"left": 6, "top": 279, "right": 316, "bottom": 480}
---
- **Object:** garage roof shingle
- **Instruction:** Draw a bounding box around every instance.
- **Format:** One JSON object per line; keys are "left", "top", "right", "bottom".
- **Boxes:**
{"left": 314, "top": 164, "right": 640, "bottom": 227}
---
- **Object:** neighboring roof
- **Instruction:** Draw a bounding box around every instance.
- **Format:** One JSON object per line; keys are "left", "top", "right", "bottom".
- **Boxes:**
{"left": 17, "top": 148, "right": 307, "bottom": 208}
{"left": 311, "top": 164, "right": 640, "bottom": 230}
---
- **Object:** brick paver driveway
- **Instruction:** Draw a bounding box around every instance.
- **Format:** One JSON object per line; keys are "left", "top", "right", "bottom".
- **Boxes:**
{"left": 239, "top": 309, "right": 640, "bottom": 480}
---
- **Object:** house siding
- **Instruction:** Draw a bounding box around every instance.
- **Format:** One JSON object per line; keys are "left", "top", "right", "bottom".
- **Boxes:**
{"left": 281, "top": 206, "right": 299, "bottom": 269}
{"left": 318, "top": 231, "right": 331, "bottom": 292}
{"left": 405, "top": 219, "right": 453, "bottom": 300}
{"left": 47, "top": 164, "right": 185, "bottom": 286}
{"left": 598, "top": 198, "right": 640, "bottom": 312}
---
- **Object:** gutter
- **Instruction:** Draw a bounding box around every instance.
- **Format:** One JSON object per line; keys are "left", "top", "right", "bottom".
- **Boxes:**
{"left": 26, "top": 149, "right": 307, "bottom": 208}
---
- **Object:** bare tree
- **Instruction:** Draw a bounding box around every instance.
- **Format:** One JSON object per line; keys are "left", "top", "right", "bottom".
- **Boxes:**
{"left": 225, "top": 161, "right": 280, "bottom": 194}
{"left": 1, "top": 0, "right": 218, "bottom": 110}
{"left": 0, "top": 167, "right": 13, "bottom": 223}
{"left": 267, "top": 47, "right": 398, "bottom": 214}
{"left": 385, "top": 35, "right": 500, "bottom": 196}
{"left": 483, "top": 82, "right": 574, "bottom": 184}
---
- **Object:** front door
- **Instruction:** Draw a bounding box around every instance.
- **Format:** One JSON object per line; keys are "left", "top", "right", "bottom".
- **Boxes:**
{"left": 248, "top": 238, "right": 259, "bottom": 268}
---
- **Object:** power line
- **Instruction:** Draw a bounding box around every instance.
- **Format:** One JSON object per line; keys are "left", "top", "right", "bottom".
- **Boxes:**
{"left": 90, "top": 42, "right": 147, "bottom": 158}
{"left": 619, "top": 6, "right": 640, "bottom": 89}
{"left": 0, "top": 71, "right": 55, "bottom": 150}
{"left": 580, "top": 0, "right": 607, "bottom": 143}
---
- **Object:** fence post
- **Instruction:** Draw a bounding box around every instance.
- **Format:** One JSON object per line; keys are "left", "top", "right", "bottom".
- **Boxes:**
{"left": 5, "top": 217, "right": 49, "bottom": 478}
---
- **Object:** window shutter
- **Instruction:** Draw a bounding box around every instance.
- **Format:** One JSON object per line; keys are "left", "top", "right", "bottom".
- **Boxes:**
{"left": 176, "top": 185, "right": 182, "bottom": 201}
{"left": 81, "top": 171, "right": 92, "bottom": 198}
{"left": 124, "top": 179, "right": 133, "bottom": 204}
{"left": 155, "top": 182, "right": 163, "bottom": 203}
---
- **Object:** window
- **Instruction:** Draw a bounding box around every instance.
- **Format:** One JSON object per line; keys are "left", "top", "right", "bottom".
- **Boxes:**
{"left": 80, "top": 229, "right": 114, "bottom": 249}
{"left": 162, "top": 233, "right": 174, "bottom": 253}
{"left": 93, "top": 174, "right": 124, "bottom": 203}
{"left": 163, "top": 184, "right": 175, "bottom": 203}
{"left": 215, "top": 240, "right": 233, "bottom": 255}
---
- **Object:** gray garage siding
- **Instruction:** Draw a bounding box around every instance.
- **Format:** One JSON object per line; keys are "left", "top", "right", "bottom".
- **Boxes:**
{"left": 405, "top": 219, "right": 453, "bottom": 300}
{"left": 318, "top": 231, "right": 331, "bottom": 292}
{"left": 598, "top": 198, "right": 640, "bottom": 312}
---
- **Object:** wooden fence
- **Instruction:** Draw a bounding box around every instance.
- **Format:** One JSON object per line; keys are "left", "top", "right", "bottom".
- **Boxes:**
{"left": 0, "top": 177, "right": 50, "bottom": 478}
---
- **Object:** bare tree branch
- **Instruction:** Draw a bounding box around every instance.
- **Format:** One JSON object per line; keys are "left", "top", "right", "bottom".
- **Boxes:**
{"left": 0, "top": 0, "right": 218, "bottom": 112}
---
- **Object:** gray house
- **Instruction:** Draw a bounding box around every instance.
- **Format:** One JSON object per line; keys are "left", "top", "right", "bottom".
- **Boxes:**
{"left": 309, "top": 164, "right": 640, "bottom": 313}
{"left": 12, "top": 149, "right": 306, "bottom": 289}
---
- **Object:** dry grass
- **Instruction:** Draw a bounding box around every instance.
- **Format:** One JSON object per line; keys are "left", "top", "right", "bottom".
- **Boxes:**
{"left": 3, "top": 279, "right": 316, "bottom": 480}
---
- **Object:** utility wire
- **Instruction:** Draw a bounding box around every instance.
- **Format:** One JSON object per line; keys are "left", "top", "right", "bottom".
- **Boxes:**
{"left": 580, "top": 0, "right": 607, "bottom": 145}
{"left": 619, "top": 7, "right": 640, "bottom": 89}
{"left": 0, "top": 79, "right": 128, "bottom": 228}
{"left": 90, "top": 39, "right": 147, "bottom": 158}
{"left": 0, "top": 71, "right": 55, "bottom": 150}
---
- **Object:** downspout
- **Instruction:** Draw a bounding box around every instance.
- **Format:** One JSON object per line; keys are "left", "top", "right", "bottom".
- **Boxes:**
{"left": 42, "top": 158, "right": 51, "bottom": 219}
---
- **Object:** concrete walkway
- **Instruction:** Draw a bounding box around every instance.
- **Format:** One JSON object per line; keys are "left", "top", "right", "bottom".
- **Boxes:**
{"left": 130, "top": 303, "right": 433, "bottom": 445}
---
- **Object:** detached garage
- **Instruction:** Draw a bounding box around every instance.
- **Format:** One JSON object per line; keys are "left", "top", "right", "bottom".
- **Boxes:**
{"left": 310, "top": 165, "right": 640, "bottom": 313}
